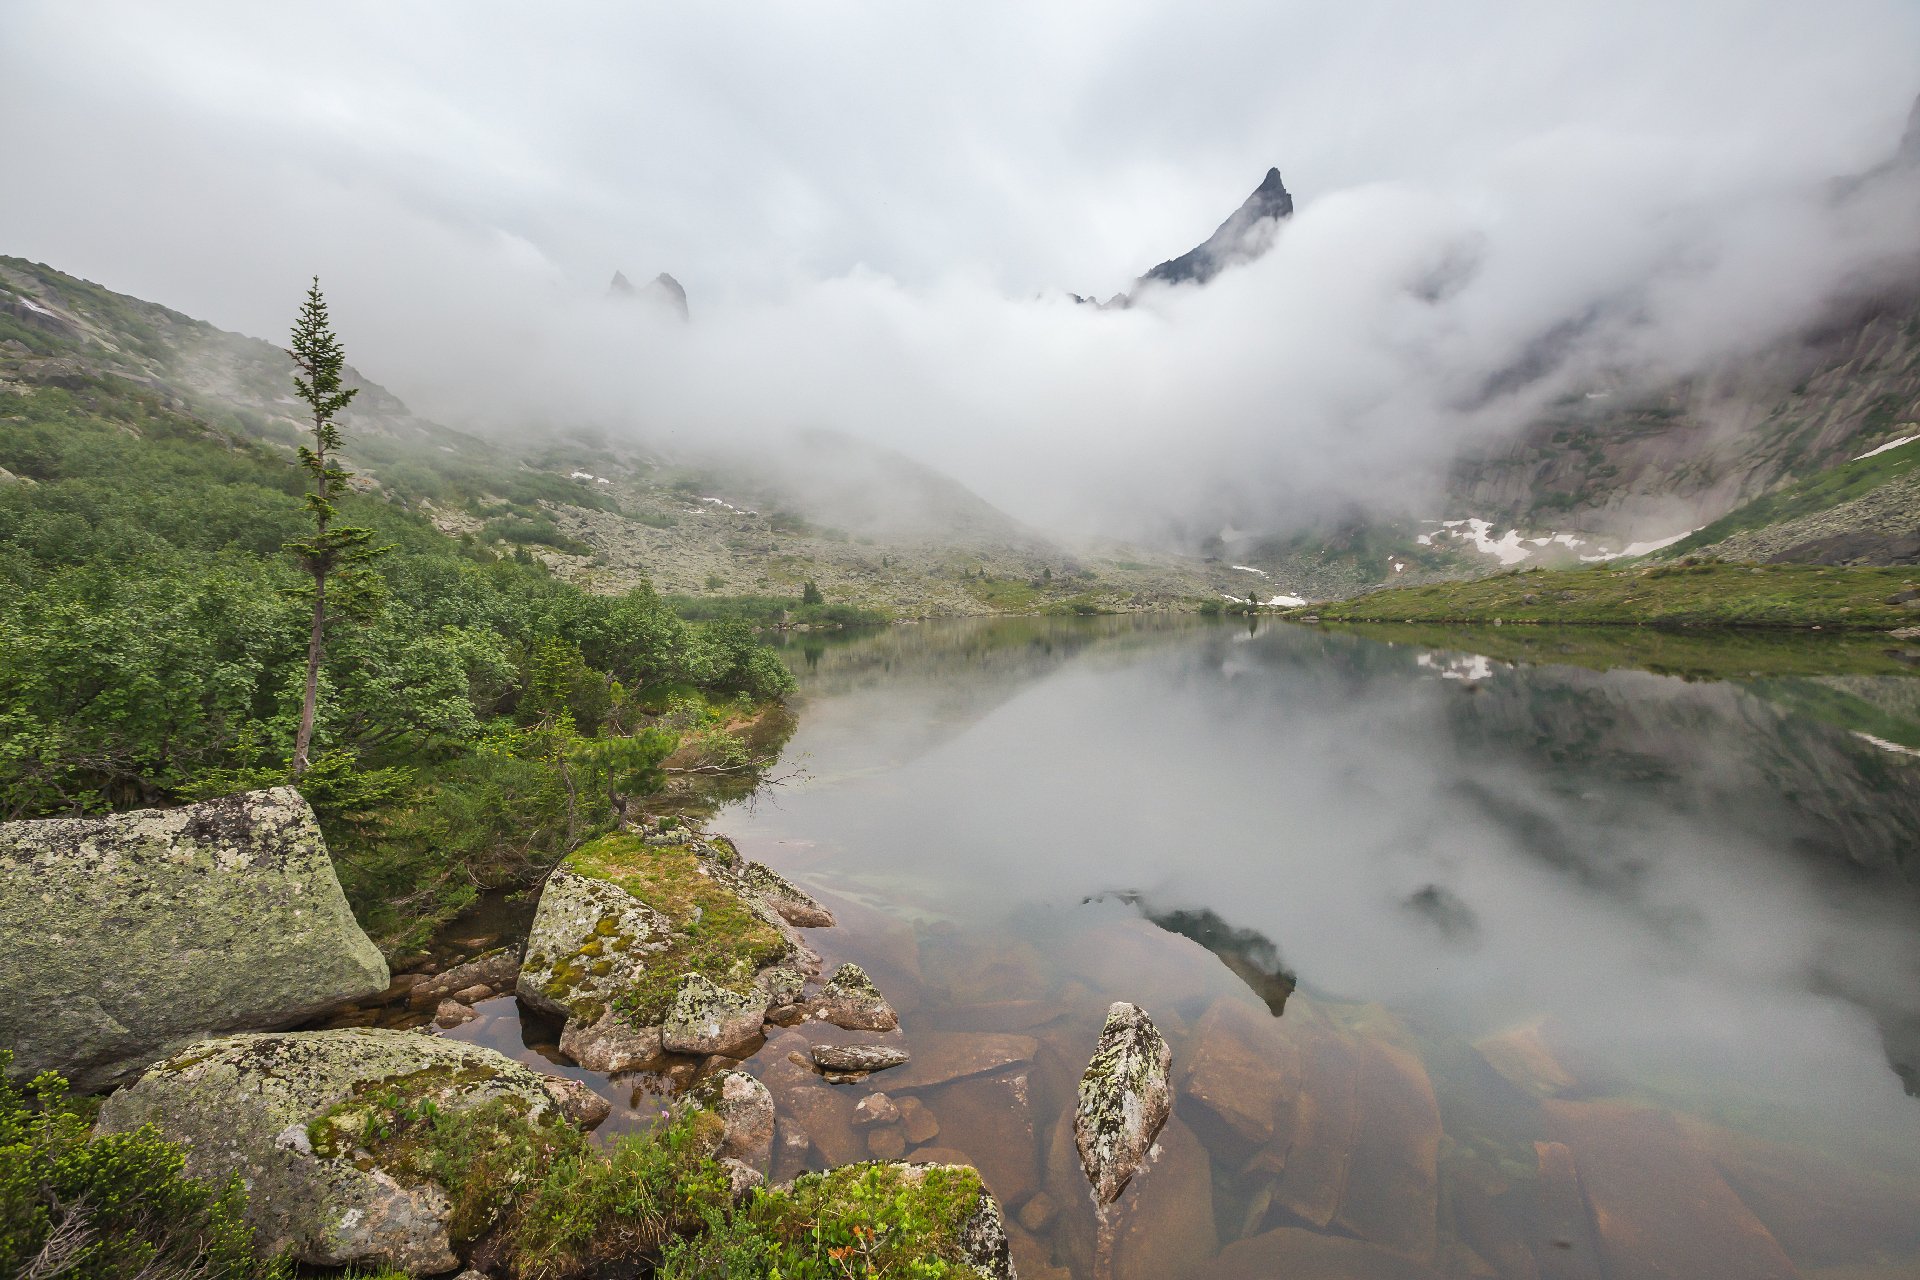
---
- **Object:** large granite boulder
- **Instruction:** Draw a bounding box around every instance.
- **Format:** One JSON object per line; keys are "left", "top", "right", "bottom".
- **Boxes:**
{"left": 1074, "top": 1002, "right": 1172, "bottom": 1204}
{"left": 517, "top": 828, "right": 818, "bottom": 1068}
{"left": 94, "top": 1028, "right": 572, "bottom": 1272}
{"left": 0, "top": 788, "right": 388, "bottom": 1092}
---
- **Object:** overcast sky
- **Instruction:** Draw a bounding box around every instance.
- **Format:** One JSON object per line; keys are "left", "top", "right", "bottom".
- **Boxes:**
{"left": 4, "top": 2, "right": 1918, "bottom": 538}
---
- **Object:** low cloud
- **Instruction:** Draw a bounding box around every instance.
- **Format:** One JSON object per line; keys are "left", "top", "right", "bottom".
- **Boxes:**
{"left": 3, "top": 1, "right": 1918, "bottom": 543}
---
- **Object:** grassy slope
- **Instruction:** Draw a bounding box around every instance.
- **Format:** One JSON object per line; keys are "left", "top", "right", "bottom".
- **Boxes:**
{"left": 1294, "top": 562, "right": 1920, "bottom": 629}
{"left": 1667, "top": 438, "right": 1920, "bottom": 555}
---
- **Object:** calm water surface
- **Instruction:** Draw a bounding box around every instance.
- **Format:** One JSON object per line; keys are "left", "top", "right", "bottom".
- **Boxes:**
{"left": 455, "top": 617, "right": 1920, "bottom": 1280}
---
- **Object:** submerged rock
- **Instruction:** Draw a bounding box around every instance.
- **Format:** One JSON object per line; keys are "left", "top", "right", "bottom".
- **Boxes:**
{"left": 817, "top": 962, "right": 899, "bottom": 1031}
{"left": 1074, "top": 1002, "right": 1172, "bottom": 1204}
{"left": 516, "top": 830, "right": 810, "bottom": 1066}
{"left": 94, "top": 1028, "right": 570, "bottom": 1271}
{"left": 812, "top": 1043, "right": 910, "bottom": 1073}
{"left": 662, "top": 973, "right": 769, "bottom": 1056}
{"left": 0, "top": 788, "right": 388, "bottom": 1092}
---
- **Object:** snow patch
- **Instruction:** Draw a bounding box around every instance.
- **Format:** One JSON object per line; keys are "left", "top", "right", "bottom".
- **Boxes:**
{"left": 1267, "top": 594, "right": 1306, "bottom": 607}
{"left": 1577, "top": 529, "right": 1699, "bottom": 562}
{"left": 1439, "top": 518, "right": 1531, "bottom": 565}
{"left": 1416, "top": 652, "right": 1496, "bottom": 681}
{"left": 1231, "top": 565, "right": 1269, "bottom": 576}
{"left": 1852, "top": 731, "right": 1920, "bottom": 758}
{"left": 1851, "top": 434, "right": 1919, "bottom": 462}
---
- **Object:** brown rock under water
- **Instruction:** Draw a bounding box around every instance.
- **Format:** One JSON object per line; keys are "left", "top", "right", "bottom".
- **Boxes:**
{"left": 930, "top": 1071, "right": 1042, "bottom": 1208}
{"left": 1473, "top": 1021, "right": 1577, "bottom": 1099}
{"left": 1541, "top": 1100, "right": 1796, "bottom": 1280}
{"left": 1271, "top": 1024, "right": 1361, "bottom": 1227}
{"left": 1331, "top": 1036, "right": 1441, "bottom": 1263}
{"left": 782, "top": 1085, "right": 867, "bottom": 1166}
{"left": 882, "top": 1031, "right": 1038, "bottom": 1090}
{"left": 1532, "top": 1140, "right": 1604, "bottom": 1280}
{"left": 1180, "top": 996, "right": 1300, "bottom": 1157}
{"left": 1198, "top": 1226, "right": 1446, "bottom": 1280}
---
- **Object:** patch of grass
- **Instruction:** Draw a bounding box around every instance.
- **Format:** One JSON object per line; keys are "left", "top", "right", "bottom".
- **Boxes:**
{"left": 1297, "top": 562, "right": 1920, "bottom": 630}
{"left": 1669, "top": 438, "right": 1920, "bottom": 555}
{"left": 557, "top": 834, "right": 789, "bottom": 1024}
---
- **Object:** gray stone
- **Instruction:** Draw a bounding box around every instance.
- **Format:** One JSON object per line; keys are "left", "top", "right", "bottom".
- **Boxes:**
{"left": 662, "top": 973, "right": 769, "bottom": 1056}
{"left": 709, "top": 1070, "right": 775, "bottom": 1171}
{"left": 94, "top": 1029, "right": 563, "bottom": 1271}
{"left": 853, "top": 1092, "right": 901, "bottom": 1127}
{"left": 432, "top": 999, "right": 476, "bottom": 1028}
{"left": 812, "top": 1043, "right": 910, "bottom": 1073}
{"left": 817, "top": 962, "right": 898, "bottom": 1031}
{"left": 740, "top": 861, "right": 837, "bottom": 927}
{"left": 408, "top": 948, "right": 520, "bottom": 1008}
{"left": 0, "top": 788, "right": 388, "bottom": 1093}
{"left": 557, "top": 1012, "right": 664, "bottom": 1073}
{"left": 1075, "top": 1001, "right": 1172, "bottom": 1204}
{"left": 539, "top": 1076, "right": 612, "bottom": 1130}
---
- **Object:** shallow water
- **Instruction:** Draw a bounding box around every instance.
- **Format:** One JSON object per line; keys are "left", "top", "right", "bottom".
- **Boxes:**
{"left": 449, "top": 617, "right": 1920, "bottom": 1279}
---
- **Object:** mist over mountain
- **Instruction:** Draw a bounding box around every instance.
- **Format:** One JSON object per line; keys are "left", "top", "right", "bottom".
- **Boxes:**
{"left": 4, "top": 2, "right": 1919, "bottom": 563}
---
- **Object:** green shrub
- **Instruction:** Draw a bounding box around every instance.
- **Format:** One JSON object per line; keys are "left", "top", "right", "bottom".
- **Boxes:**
{"left": 0, "top": 1052, "right": 270, "bottom": 1280}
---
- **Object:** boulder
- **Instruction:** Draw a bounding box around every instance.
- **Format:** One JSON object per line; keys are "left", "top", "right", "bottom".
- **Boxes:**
{"left": 867, "top": 1124, "right": 908, "bottom": 1159}
{"left": 739, "top": 861, "right": 836, "bottom": 927}
{"left": 899, "top": 1095, "right": 941, "bottom": 1144}
{"left": 1271, "top": 1025, "right": 1361, "bottom": 1227}
{"left": 538, "top": 1076, "right": 611, "bottom": 1130}
{"left": 885, "top": 1031, "right": 1038, "bottom": 1090}
{"left": 1539, "top": 1101, "right": 1795, "bottom": 1280}
{"left": 817, "top": 962, "right": 899, "bottom": 1031}
{"left": 1472, "top": 1021, "right": 1576, "bottom": 1099}
{"left": 662, "top": 973, "right": 769, "bottom": 1056}
{"left": 0, "top": 788, "right": 389, "bottom": 1093}
{"left": 930, "top": 1071, "right": 1042, "bottom": 1208}
{"left": 706, "top": 1070, "right": 775, "bottom": 1171}
{"left": 517, "top": 831, "right": 801, "bottom": 1065}
{"left": 1330, "top": 1037, "right": 1441, "bottom": 1262}
{"left": 1074, "top": 1002, "right": 1172, "bottom": 1204}
{"left": 557, "top": 1012, "right": 665, "bottom": 1073}
{"left": 853, "top": 1092, "right": 901, "bottom": 1126}
{"left": 94, "top": 1029, "right": 568, "bottom": 1271}
{"left": 812, "top": 1043, "right": 910, "bottom": 1073}
{"left": 1179, "top": 996, "right": 1299, "bottom": 1156}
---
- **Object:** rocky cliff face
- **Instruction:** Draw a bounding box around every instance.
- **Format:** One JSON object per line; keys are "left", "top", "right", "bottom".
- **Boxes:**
{"left": 0, "top": 788, "right": 389, "bottom": 1092}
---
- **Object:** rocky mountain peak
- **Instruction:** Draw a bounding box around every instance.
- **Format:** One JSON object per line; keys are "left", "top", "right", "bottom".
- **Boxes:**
{"left": 1139, "top": 166, "right": 1294, "bottom": 290}
{"left": 608, "top": 268, "right": 690, "bottom": 320}
{"left": 1902, "top": 93, "right": 1920, "bottom": 165}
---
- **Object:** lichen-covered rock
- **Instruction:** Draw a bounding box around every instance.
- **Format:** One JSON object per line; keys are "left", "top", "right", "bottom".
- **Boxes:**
{"left": 1075, "top": 1002, "right": 1172, "bottom": 1204}
{"left": 706, "top": 1070, "right": 775, "bottom": 1171}
{"left": 812, "top": 1043, "right": 910, "bottom": 1073}
{"left": 740, "top": 861, "right": 837, "bottom": 927}
{"left": 817, "top": 962, "right": 899, "bottom": 1031}
{"left": 0, "top": 788, "right": 388, "bottom": 1092}
{"left": 557, "top": 1011, "right": 665, "bottom": 1073}
{"left": 516, "top": 831, "right": 804, "bottom": 1065}
{"left": 662, "top": 973, "right": 769, "bottom": 1056}
{"left": 94, "top": 1029, "right": 567, "bottom": 1271}
{"left": 539, "top": 1075, "right": 612, "bottom": 1130}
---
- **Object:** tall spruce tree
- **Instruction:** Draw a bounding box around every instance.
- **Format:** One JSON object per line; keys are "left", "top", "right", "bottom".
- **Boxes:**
{"left": 285, "top": 279, "right": 388, "bottom": 778}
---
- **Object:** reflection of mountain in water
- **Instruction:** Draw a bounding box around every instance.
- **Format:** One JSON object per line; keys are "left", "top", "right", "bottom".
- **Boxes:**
{"left": 1092, "top": 892, "right": 1299, "bottom": 1014}
{"left": 1440, "top": 665, "right": 1920, "bottom": 885}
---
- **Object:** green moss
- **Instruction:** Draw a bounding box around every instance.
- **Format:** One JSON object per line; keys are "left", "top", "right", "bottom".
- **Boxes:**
{"left": 661, "top": 1161, "right": 996, "bottom": 1279}
{"left": 304, "top": 1063, "right": 513, "bottom": 1164}
{"left": 557, "top": 834, "right": 789, "bottom": 1026}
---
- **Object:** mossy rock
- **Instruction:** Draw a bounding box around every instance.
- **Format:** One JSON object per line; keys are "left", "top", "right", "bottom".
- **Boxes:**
{"left": 94, "top": 1028, "right": 567, "bottom": 1272}
{"left": 1075, "top": 1001, "right": 1172, "bottom": 1204}
{"left": 516, "top": 832, "right": 801, "bottom": 1041}
{"left": 0, "top": 788, "right": 388, "bottom": 1092}
{"left": 762, "top": 1162, "right": 1014, "bottom": 1280}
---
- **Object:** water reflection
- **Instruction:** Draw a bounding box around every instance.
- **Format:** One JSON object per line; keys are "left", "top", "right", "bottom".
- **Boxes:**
{"left": 715, "top": 618, "right": 1920, "bottom": 1278}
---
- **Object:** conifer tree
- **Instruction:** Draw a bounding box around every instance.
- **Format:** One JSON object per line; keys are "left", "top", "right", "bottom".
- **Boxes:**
{"left": 285, "top": 278, "right": 388, "bottom": 778}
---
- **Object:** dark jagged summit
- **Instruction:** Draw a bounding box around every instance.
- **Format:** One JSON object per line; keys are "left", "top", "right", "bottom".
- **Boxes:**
{"left": 609, "top": 268, "right": 690, "bottom": 320}
{"left": 1140, "top": 166, "right": 1294, "bottom": 289}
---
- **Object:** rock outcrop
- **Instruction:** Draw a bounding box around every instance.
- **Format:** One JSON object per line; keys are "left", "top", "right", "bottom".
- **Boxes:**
{"left": 94, "top": 1029, "right": 575, "bottom": 1272}
{"left": 516, "top": 827, "right": 823, "bottom": 1069}
{"left": 0, "top": 788, "right": 388, "bottom": 1092}
{"left": 817, "top": 962, "right": 899, "bottom": 1031}
{"left": 1074, "top": 1002, "right": 1172, "bottom": 1204}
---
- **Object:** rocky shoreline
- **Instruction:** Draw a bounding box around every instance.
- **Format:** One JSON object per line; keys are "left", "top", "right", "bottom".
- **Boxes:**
{"left": 0, "top": 790, "right": 1190, "bottom": 1278}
